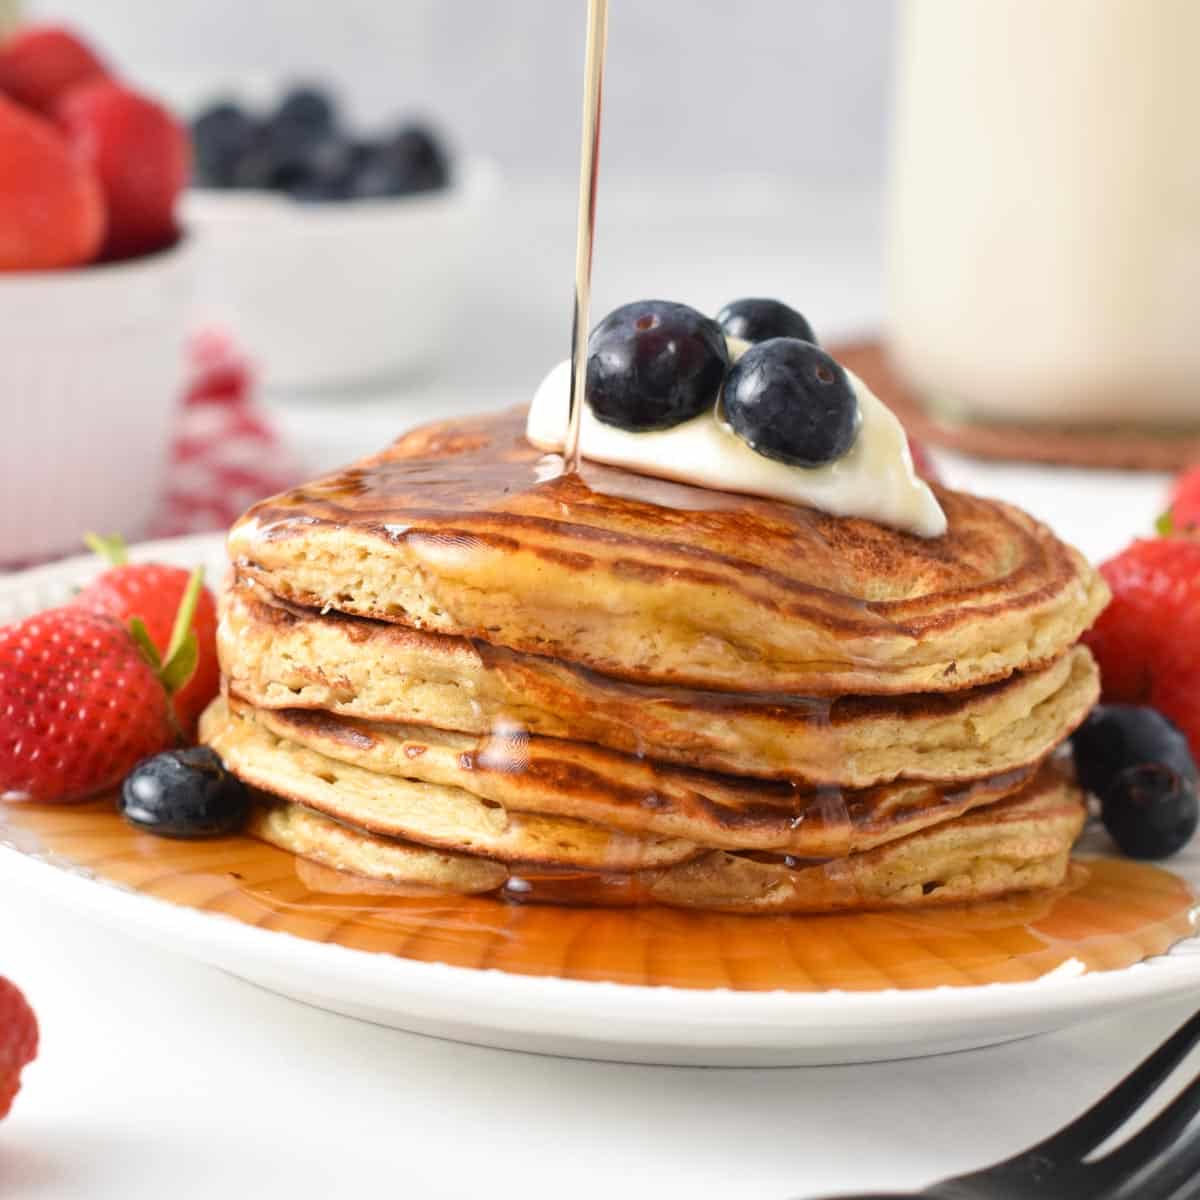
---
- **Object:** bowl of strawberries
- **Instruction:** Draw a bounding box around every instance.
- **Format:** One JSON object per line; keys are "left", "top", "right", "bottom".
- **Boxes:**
{"left": 0, "top": 24, "right": 193, "bottom": 565}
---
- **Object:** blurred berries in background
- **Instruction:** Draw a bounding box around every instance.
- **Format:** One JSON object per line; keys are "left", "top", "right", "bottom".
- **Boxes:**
{"left": 191, "top": 83, "right": 449, "bottom": 203}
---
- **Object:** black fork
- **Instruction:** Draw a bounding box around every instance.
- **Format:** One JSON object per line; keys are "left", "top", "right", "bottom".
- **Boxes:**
{"left": 815, "top": 1008, "right": 1200, "bottom": 1200}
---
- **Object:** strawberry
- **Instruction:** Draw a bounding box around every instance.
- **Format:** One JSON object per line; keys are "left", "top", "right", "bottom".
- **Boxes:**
{"left": 77, "top": 536, "right": 219, "bottom": 736}
{"left": 0, "top": 977, "right": 38, "bottom": 1119}
{"left": 1165, "top": 465, "right": 1200, "bottom": 534}
{"left": 0, "top": 572, "right": 203, "bottom": 803}
{"left": 0, "top": 94, "right": 104, "bottom": 270}
{"left": 0, "top": 24, "right": 107, "bottom": 114}
{"left": 55, "top": 79, "right": 189, "bottom": 260}
{"left": 1083, "top": 536, "right": 1200, "bottom": 759}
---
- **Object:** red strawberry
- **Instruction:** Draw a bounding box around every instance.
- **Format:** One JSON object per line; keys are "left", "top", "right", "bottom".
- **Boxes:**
{"left": 0, "top": 607, "right": 173, "bottom": 802}
{"left": 1166, "top": 465, "right": 1200, "bottom": 534}
{"left": 1083, "top": 537, "right": 1200, "bottom": 758}
{"left": 55, "top": 80, "right": 189, "bottom": 260}
{"left": 0, "top": 94, "right": 104, "bottom": 270}
{"left": 0, "top": 24, "right": 107, "bottom": 114}
{"left": 0, "top": 977, "right": 38, "bottom": 1119}
{"left": 0, "top": 571, "right": 203, "bottom": 802}
{"left": 77, "top": 537, "right": 219, "bottom": 736}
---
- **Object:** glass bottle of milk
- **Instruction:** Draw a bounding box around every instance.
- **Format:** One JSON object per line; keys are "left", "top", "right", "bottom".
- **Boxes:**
{"left": 887, "top": 0, "right": 1200, "bottom": 428}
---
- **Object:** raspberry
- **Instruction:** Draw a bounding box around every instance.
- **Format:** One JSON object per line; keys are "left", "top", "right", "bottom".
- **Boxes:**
{"left": 0, "top": 977, "right": 38, "bottom": 1120}
{"left": 1083, "top": 537, "right": 1200, "bottom": 759}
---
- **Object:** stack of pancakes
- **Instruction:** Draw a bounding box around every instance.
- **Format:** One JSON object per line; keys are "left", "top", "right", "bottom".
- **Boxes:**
{"left": 200, "top": 409, "right": 1109, "bottom": 913}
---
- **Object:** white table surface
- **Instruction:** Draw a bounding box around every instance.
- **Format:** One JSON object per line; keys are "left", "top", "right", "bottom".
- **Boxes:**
{"left": 2, "top": 175, "right": 1191, "bottom": 1199}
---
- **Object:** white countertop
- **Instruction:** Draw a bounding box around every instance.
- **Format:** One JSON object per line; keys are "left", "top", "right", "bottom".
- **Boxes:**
{"left": 2, "top": 175, "right": 1189, "bottom": 1199}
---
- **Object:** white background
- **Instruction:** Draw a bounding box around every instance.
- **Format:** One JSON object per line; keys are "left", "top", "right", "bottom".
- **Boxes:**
{"left": 29, "top": 0, "right": 896, "bottom": 178}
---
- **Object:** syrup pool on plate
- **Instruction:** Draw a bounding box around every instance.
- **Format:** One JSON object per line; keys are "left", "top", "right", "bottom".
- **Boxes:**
{"left": 4, "top": 800, "right": 1196, "bottom": 992}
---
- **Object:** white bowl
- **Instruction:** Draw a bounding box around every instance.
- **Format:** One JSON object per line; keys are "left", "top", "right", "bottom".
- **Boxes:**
{"left": 185, "top": 158, "right": 495, "bottom": 392}
{"left": 0, "top": 240, "right": 194, "bottom": 565}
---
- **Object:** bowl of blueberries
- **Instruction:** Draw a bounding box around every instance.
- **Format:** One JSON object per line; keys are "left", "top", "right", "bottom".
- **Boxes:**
{"left": 186, "top": 83, "right": 493, "bottom": 391}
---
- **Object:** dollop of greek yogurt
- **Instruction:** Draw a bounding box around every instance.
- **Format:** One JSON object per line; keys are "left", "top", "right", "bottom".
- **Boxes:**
{"left": 526, "top": 341, "right": 947, "bottom": 538}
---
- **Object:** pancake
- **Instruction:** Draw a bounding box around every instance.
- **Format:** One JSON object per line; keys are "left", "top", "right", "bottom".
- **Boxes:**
{"left": 248, "top": 767, "right": 1085, "bottom": 913}
{"left": 229, "top": 407, "right": 1108, "bottom": 696}
{"left": 201, "top": 699, "right": 700, "bottom": 871}
{"left": 644, "top": 770, "right": 1085, "bottom": 913}
{"left": 249, "top": 800, "right": 507, "bottom": 894}
{"left": 219, "top": 581, "right": 1100, "bottom": 786}
{"left": 207, "top": 696, "right": 1042, "bottom": 858}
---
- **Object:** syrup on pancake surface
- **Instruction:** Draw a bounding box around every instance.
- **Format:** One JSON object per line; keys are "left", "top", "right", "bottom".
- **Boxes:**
{"left": 229, "top": 409, "right": 1107, "bottom": 697}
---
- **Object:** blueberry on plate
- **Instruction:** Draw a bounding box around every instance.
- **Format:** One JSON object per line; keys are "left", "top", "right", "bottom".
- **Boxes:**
{"left": 721, "top": 338, "right": 859, "bottom": 467}
{"left": 1072, "top": 704, "right": 1197, "bottom": 798}
{"left": 121, "top": 747, "right": 249, "bottom": 840}
{"left": 716, "top": 298, "right": 816, "bottom": 346}
{"left": 1100, "top": 763, "right": 1199, "bottom": 860}
{"left": 586, "top": 301, "right": 729, "bottom": 431}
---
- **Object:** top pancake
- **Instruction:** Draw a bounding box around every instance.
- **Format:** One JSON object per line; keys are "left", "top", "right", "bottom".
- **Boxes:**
{"left": 229, "top": 407, "right": 1108, "bottom": 696}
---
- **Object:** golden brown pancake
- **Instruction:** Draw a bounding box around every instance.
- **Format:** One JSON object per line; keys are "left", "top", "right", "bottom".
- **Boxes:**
{"left": 248, "top": 801, "right": 507, "bottom": 894}
{"left": 247, "top": 766, "right": 1085, "bottom": 913}
{"left": 196, "top": 696, "right": 1041, "bottom": 864}
{"left": 202, "top": 700, "right": 698, "bottom": 871}
{"left": 203, "top": 695, "right": 1043, "bottom": 858}
{"left": 219, "top": 580, "right": 1100, "bottom": 787}
{"left": 229, "top": 408, "right": 1108, "bottom": 696}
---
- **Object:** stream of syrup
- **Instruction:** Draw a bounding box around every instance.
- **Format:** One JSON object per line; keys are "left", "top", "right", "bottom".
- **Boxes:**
{"left": 7, "top": 800, "right": 1196, "bottom": 991}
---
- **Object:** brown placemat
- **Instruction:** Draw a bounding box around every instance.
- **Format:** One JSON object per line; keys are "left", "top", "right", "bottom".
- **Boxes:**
{"left": 830, "top": 338, "right": 1199, "bottom": 471}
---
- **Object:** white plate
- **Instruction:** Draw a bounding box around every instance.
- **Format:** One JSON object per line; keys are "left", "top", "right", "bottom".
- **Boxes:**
{"left": 4, "top": 534, "right": 1200, "bottom": 1067}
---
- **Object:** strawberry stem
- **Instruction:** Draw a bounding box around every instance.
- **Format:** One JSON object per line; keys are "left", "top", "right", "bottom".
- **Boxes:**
{"left": 157, "top": 567, "right": 205, "bottom": 702}
{"left": 163, "top": 567, "right": 204, "bottom": 673}
{"left": 127, "top": 617, "right": 163, "bottom": 671}
{"left": 84, "top": 532, "right": 129, "bottom": 565}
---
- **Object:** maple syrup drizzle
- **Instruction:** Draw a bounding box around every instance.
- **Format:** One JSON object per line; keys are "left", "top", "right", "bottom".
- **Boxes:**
{"left": 565, "top": 0, "right": 608, "bottom": 473}
{"left": 6, "top": 800, "right": 1196, "bottom": 993}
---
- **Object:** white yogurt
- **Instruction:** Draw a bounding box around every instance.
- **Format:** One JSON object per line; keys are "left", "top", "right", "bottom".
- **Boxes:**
{"left": 525, "top": 345, "right": 946, "bottom": 539}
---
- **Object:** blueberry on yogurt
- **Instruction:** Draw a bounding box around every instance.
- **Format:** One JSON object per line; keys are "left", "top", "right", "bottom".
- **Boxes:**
{"left": 721, "top": 338, "right": 859, "bottom": 467}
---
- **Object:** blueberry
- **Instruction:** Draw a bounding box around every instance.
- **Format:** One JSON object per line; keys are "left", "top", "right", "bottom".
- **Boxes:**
{"left": 586, "top": 301, "right": 729, "bottom": 431}
{"left": 230, "top": 143, "right": 290, "bottom": 190}
{"left": 1072, "top": 705, "right": 1197, "bottom": 800}
{"left": 121, "top": 747, "right": 249, "bottom": 840}
{"left": 273, "top": 85, "right": 336, "bottom": 136}
{"left": 354, "top": 124, "right": 450, "bottom": 197}
{"left": 350, "top": 152, "right": 418, "bottom": 200}
{"left": 286, "top": 136, "right": 357, "bottom": 201}
{"left": 191, "top": 101, "right": 258, "bottom": 188}
{"left": 1101, "top": 763, "right": 1199, "bottom": 860}
{"left": 716, "top": 299, "right": 816, "bottom": 346}
{"left": 721, "top": 338, "right": 859, "bottom": 467}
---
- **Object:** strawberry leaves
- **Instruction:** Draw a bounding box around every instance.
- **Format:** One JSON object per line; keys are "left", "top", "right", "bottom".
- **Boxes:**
{"left": 126, "top": 566, "right": 204, "bottom": 702}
